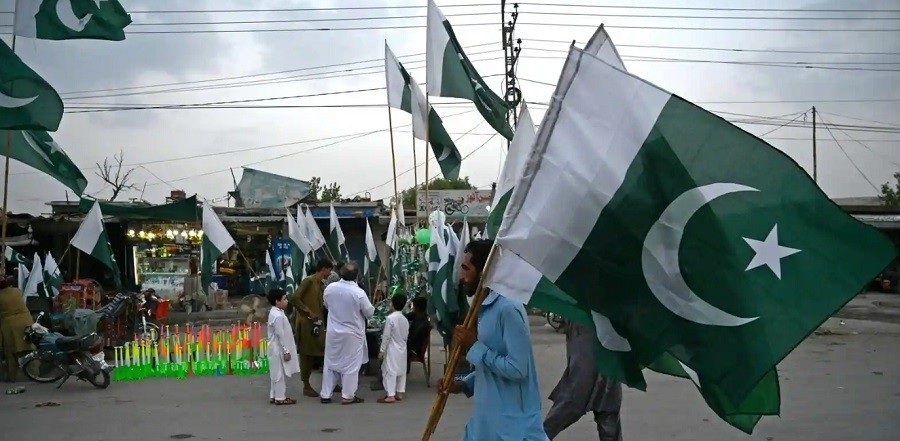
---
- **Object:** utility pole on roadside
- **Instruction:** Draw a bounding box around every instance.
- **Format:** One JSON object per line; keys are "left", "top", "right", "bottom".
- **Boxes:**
{"left": 501, "top": 1, "right": 522, "bottom": 142}
{"left": 812, "top": 106, "right": 818, "bottom": 183}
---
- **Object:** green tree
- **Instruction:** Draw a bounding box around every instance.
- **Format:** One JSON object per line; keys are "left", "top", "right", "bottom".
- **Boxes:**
{"left": 401, "top": 177, "right": 475, "bottom": 208}
{"left": 307, "top": 176, "right": 341, "bottom": 202}
{"left": 307, "top": 176, "right": 322, "bottom": 200}
{"left": 321, "top": 182, "right": 342, "bottom": 202}
{"left": 880, "top": 172, "right": 900, "bottom": 208}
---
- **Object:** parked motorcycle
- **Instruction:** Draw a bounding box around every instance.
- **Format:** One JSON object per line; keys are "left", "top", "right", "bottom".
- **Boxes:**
{"left": 18, "top": 312, "right": 113, "bottom": 389}
{"left": 545, "top": 311, "right": 565, "bottom": 332}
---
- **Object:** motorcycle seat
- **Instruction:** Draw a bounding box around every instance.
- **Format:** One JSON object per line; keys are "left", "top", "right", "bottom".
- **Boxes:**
{"left": 55, "top": 334, "right": 99, "bottom": 352}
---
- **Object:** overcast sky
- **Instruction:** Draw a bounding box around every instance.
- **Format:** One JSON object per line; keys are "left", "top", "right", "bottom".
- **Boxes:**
{"left": 2, "top": 0, "right": 898, "bottom": 214}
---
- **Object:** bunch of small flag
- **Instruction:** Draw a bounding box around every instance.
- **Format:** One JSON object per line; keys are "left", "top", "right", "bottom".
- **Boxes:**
{"left": 112, "top": 323, "right": 268, "bottom": 381}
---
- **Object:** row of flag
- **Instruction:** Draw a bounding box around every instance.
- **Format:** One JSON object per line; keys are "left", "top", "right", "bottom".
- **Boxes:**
{"left": 1, "top": 0, "right": 132, "bottom": 194}
{"left": 475, "top": 25, "right": 896, "bottom": 434}
{"left": 383, "top": 0, "right": 515, "bottom": 182}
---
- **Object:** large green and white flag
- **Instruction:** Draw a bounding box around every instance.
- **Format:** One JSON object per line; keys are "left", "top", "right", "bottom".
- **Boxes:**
{"left": 0, "top": 40, "right": 63, "bottom": 131}
{"left": 328, "top": 203, "right": 348, "bottom": 262}
{"left": 427, "top": 222, "right": 454, "bottom": 337}
{"left": 486, "top": 103, "right": 535, "bottom": 238}
{"left": 43, "top": 252, "right": 62, "bottom": 296}
{"left": 386, "top": 204, "right": 399, "bottom": 250}
{"left": 71, "top": 201, "right": 120, "bottom": 287}
{"left": 201, "top": 202, "right": 235, "bottom": 289}
{"left": 14, "top": 0, "right": 132, "bottom": 41}
{"left": 287, "top": 209, "right": 313, "bottom": 291}
{"left": 484, "top": 26, "right": 779, "bottom": 433}
{"left": 4, "top": 246, "right": 32, "bottom": 266}
{"left": 23, "top": 252, "right": 44, "bottom": 297}
{"left": 426, "top": 0, "right": 512, "bottom": 140}
{"left": 494, "top": 44, "right": 897, "bottom": 408}
{"left": 386, "top": 43, "right": 462, "bottom": 180}
{"left": 2, "top": 129, "right": 88, "bottom": 195}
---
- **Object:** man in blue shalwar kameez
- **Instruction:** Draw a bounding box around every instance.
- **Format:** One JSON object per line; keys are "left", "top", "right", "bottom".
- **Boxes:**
{"left": 439, "top": 239, "right": 550, "bottom": 441}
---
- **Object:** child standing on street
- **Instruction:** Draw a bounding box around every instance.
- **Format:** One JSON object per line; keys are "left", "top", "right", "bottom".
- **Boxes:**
{"left": 267, "top": 289, "right": 299, "bottom": 405}
{"left": 377, "top": 294, "right": 410, "bottom": 403}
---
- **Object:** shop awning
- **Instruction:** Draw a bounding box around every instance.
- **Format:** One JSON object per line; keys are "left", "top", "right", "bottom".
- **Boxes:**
{"left": 79, "top": 195, "right": 201, "bottom": 222}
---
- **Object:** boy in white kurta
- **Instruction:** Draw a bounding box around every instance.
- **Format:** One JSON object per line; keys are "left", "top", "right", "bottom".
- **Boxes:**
{"left": 267, "top": 289, "right": 300, "bottom": 405}
{"left": 378, "top": 294, "right": 410, "bottom": 404}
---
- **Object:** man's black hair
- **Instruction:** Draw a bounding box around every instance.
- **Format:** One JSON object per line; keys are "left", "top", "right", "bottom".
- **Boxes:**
{"left": 391, "top": 293, "right": 408, "bottom": 311}
{"left": 463, "top": 239, "right": 494, "bottom": 272}
{"left": 315, "top": 259, "right": 334, "bottom": 272}
{"left": 340, "top": 261, "right": 359, "bottom": 281}
{"left": 411, "top": 296, "right": 427, "bottom": 313}
{"left": 267, "top": 288, "right": 287, "bottom": 306}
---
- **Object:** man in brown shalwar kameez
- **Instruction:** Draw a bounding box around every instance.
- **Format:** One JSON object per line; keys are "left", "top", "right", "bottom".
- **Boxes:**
{"left": 290, "top": 258, "right": 332, "bottom": 397}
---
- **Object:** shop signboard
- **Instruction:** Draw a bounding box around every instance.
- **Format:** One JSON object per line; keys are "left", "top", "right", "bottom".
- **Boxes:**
{"left": 272, "top": 239, "right": 292, "bottom": 281}
{"left": 417, "top": 189, "right": 493, "bottom": 219}
{"left": 141, "top": 272, "right": 186, "bottom": 300}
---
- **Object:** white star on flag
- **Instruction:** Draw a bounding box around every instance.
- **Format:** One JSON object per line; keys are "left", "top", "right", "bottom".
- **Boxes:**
{"left": 743, "top": 224, "right": 801, "bottom": 279}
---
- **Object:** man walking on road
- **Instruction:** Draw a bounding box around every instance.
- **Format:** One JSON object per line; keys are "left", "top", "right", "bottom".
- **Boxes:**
{"left": 320, "top": 261, "right": 374, "bottom": 405}
{"left": 543, "top": 320, "right": 623, "bottom": 441}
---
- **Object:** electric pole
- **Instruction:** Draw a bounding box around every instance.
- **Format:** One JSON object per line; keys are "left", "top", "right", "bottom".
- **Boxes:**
{"left": 501, "top": 1, "right": 522, "bottom": 137}
{"left": 812, "top": 106, "right": 817, "bottom": 183}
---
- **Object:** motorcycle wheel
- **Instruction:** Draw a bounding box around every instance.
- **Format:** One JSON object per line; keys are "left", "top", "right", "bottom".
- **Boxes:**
{"left": 21, "top": 356, "right": 66, "bottom": 383}
{"left": 546, "top": 313, "right": 565, "bottom": 331}
{"left": 136, "top": 322, "right": 160, "bottom": 342}
{"left": 83, "top": 368, "right": 111, "bottom": 389}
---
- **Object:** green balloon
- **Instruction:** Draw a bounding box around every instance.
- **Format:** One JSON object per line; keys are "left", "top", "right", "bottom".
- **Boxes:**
{"left": 415, "top": 228, "right": 431, "bottom": 245}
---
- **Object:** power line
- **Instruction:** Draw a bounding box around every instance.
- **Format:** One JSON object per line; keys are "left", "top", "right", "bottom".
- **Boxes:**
{"left": 819, "top": 111, "right": 900, "bottom": 129}
{"left": 518, "top": 54, "right": 900, "bottom": 72}
{"left": 5, "top": 22, "right": 889, "bottom": 34}
{"left": 758, "top": 110, "right": 811, "bottom": 137}
{"left": 821, "top": 122, "right": 881, "bottom": 192}
{"left": 515, "top": 3, "right": 900, "bottom": 13}
{"left": 56, "top": 43, "right": 497, "bottom": 97}
{"left": 521, "top": 38, "right": 900, "bottom": 56}
{"left": 818, "top": 115, "right": 900, "bottom": 168}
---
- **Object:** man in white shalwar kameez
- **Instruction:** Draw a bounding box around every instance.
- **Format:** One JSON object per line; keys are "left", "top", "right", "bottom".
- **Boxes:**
{"left": 378, "top": 293, "right": 410, "bottom": 403}
{"left": 267, "top": 289, "right": 299, "bottom": 405}
{"left": 320, "top": 261, "right": 375, "bottom": 404}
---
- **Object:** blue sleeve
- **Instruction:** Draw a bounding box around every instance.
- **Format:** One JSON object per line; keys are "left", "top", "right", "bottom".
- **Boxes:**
{"left": 465, "top": 304, "right": 530, "bottom": 382}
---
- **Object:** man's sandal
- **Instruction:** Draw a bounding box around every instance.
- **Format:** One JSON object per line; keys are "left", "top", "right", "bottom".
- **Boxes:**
{"left": 376, "top": 396, "right": 396, "bottom": 404}
{"left": 341, "top": 396, "right": 364, "bottom": 405}
{"left": 273, "top": 398, "right": 297, "bottom": 405}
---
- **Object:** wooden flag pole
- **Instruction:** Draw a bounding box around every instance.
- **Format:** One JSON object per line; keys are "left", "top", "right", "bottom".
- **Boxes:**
{"left": 412, "top": 135, "right": 420, "bottom": 228}
{"left": 0, "top": 33, "right": 18, "bottom": 275}
{"left": 421, "top": 244, "right": 499, "bottom": 440}
{"left": 423, "top": 97, "right": 431, "bottom": 226}
{"left": 387, "top": 105, "right": 400, "bottom": 209}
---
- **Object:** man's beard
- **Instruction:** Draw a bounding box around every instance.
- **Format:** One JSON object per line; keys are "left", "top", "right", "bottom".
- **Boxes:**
{"left": 462, "top": 275, "right": 481, "bottom": 297}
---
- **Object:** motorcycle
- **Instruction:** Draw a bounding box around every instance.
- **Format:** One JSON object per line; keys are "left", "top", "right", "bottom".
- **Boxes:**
{"left": 18, "top": 312, "right": 113, "bottom": 389}
{"left": 546, "top": 311, "right": 565, "bottom": 332}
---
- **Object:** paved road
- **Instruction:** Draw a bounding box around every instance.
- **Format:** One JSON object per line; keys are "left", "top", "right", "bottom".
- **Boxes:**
{"left": 1, "top": 317, "right": 898, "bottom": 441}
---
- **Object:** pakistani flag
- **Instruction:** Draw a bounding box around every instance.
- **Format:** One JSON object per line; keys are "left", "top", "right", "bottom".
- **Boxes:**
{"left": 2, "top": 130, "right": 88, "bottom": 195}
{"left": 23, "top": 252, "right": 44, "bottom": 297}
{"left": 486, "top": 103, "right": 535, "bottom": 238}
{"left": 494, "top": 44, "right": 897, "bottom": 409}
{"left": 201, "top": 203, "right": 235, "bottom": 290}
{"left": 452, "top": 219, "right": 470, "bottom": 287}
{"left": 287, "top": 209, "right": 313, "bottom": 293}
{"left": 301, "top": 205, "right": 326, "bottom": 251}
{"left": 44, "top": 252, "right": 62, "bottom": 296}
{"left": 14, "top": 0, "right": 132, "bottom": 41}
{"left": 328, "top": 203, "right": 348, "bottom": 262}
{"left": 0, "top": 40, "right": 63, "bottom": 131}
{"left": 71, "top": 201, "right": 120, "bottom": 288}
{"left": 363, "top": 219, "right": 380, "bottom": 292}
{"left": 17, "top": 264, "right": 29, "bottom": 291}
{"left": 4, "top": 246, "right": 32, "bottom": 266}
{"left": 426, "top": 0, "right": 513, "bottom": 140}
{"left": 386, "top": 43, "right": 462, "bottom": 180}
{"left": 427, "top": 222, "right": 454, "bottom": 338}
{"left": 485, "top": 26, "right": 778, "bottom": 433}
